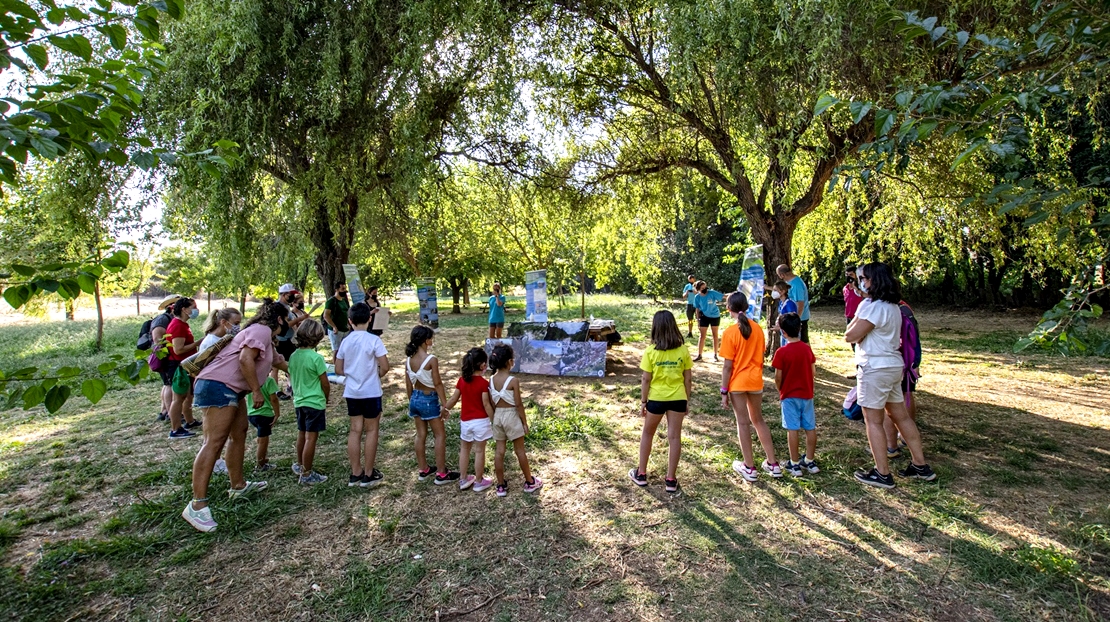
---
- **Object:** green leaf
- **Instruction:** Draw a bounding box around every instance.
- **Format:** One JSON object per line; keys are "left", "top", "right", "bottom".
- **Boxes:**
{"left": 22, "top": 385, "right": 45, "bottom": 410}
{"left": 55, "top": 366, "right": 82, "bottom": 379}
{"left": 874, "top": 109, "right": 895, "bottom": 136}
{"left": 101, "top": 250, "right": 130, "bottom": 271}
{"left": 46, "top": 7, "right": 67, "bottom": 25}
{"left": 2, "top": 285, "right": 32, "bottom": 309}
{"left": 10, "top": 264, "right": 35, "bottom": 277}
{"left": 849, "top": 101, "right": 872, "bottom": 124}
{"left": 214, "top": 139, "right": 239, "bottom": 150}
{"left": 955, "top": 31, "right": 969, "bottom": 48}
{"left": 1024, "top": 210, "right": 1050, "bottom": 226}
{"left": 25, "top": 44, "right": 49, "bottom": 70}
{"left": 81, "top": 378, "right": 108, "bottom": 404}
{"left": 97, "top": 362, "right": 117, "bottom": 374}
{"left": 49, "top": 35, "right": 94, "bottom": 62}
{"left": 894, "top": 90, "right": 913, "bottom": 108}
{"left": 77, "top": 273, "right": 97, "bottom": 295}
{"left": 813, "top": 93, "right": 839, "bottom": 117}
{"left": 131, "top": 150, "right": 157, "bottom": 170}
{"left": 57, "top": 279, "right": 82, "bottom": 300}
{"left": 951, "top": 141, "right": 984, "bottom": 169}
{"left": 44, "top": 385, "right": 71, "bottom": 413}
{"left": 102, "top": 24, "right": 128, "bottom": 50}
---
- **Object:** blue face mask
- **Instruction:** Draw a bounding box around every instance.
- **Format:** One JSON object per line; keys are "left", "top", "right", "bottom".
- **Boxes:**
{"left": 190, "top": 308, "right": 199, "bottom": 319}
{"left": 229, "top": 324, "right": 241, "bottom": 336}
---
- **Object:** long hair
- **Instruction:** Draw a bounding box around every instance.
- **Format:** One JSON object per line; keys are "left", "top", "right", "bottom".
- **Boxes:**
{"left": 244, "top": 300, "right": 289, "bottom": 330}
{"left": 489, "top": 343, "right": 514, "bottom": 371}
{"left": 405, "top": 325, "right": 434, "bottom": 357}
{"left": 202, "top": 308, "right": 241, "bottom": 335}
{"left": 860, "top": 262, "right": 902, "bottom": 304}
{"left": 727, "top": 291, "right": 752, "bottom": 339}
{"left": 461, "top": 347, "right": 488, "bottom": 382}
{"left": 650, "top": 310, "right": 684, "bottom": 351}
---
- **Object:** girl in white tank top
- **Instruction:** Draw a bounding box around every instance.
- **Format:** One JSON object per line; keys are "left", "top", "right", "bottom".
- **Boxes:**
{"left": 488, "top": 343, "right": 542, "bottom": 497}
{"left": 403, "top": 326, "right": 459, "bottom": 485}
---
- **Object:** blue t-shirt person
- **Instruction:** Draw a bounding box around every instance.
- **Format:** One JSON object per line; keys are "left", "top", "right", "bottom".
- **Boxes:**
{"left": 488, "top": 294, "right": 506, "bottom": 324}
{"left": 788, "top": 276, "right": 810, "bottom": 321}
{"left": 695, "top": 289, "right": 723, "bottom": 318}
{"left": 778, "top": 298, "right": 798, "bottom": 316}
{"left": 683, "top": 282, "right": 696, "bottom": 305}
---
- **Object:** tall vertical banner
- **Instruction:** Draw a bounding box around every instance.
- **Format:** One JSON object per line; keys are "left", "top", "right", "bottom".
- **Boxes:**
{"left": 416, "top": 278, "right": 439, "bottom": 329}
{"left": 342, "top": 264, "right": 366, "bottom": 305}
{"left": 524, "top": 270, "right": 548, "bottom": 322}
{"left": 738, "top": 245, "right": 764, "bottom": 321}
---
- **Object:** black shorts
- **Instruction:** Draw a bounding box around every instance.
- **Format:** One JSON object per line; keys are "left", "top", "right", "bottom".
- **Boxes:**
{"left": 248, "top": 415, "right": 274, "bottom": 438}
{"left": 646, "top": 400, "right": 687, "bottom": 415}
{"left": 347, "top": 396, "right": 383, "bottom": 419}
{"left": 369, "top": 329, "right": 383, "bottom": 337}
{"left": 685, "top": 304, "right": 696, "bottom": 320}
{"left": 296, "top": 406, "right": 327, "bottom": 433}
{"left": 158, "top": 359, "right": 180, "bottom": 386}
{"left": 698, "top": 315, "right": 720, "bottom": 328}
{"left": 489, "top": 322, "right": 504, "bottom": 329}
{"left": 276, "top": 339, "right": 297, "bottom": 361}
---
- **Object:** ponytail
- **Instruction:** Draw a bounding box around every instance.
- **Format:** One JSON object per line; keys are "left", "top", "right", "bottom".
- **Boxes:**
{"left": 726, "top": 291, "right": 752, "bottom": 339}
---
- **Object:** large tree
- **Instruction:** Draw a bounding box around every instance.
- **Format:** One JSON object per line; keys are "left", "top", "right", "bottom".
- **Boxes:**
{"left": 149, "top": 0, "right": 524, "bottom": 295}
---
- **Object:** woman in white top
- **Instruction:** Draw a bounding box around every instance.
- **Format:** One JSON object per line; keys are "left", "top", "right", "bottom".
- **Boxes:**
{"left": 845, "top": 262, "right": 936, "bottom": 489}
{"left": 404, "top": 326, "right": 458, "bottom": 485}
{"left": 199, "top": 308, "right": 242, "bottom": 353}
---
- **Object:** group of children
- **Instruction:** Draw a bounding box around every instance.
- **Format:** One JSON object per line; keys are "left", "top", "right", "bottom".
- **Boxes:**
{"left": 232, "top": 300, "right": 543, "bottom": 497}
{"left": 632, "top": 291, "right": 819, "bottom": 492}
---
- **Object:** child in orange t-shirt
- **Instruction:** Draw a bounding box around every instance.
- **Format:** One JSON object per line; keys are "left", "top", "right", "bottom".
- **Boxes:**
{"left": 720, "top": 292, "right": 781, "bottom": 482}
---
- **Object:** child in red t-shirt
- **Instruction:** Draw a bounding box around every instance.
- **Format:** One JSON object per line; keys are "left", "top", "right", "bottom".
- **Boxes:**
{"left": 771, "top": 313, "right": 819, "bottom": 477}
{"left": 445, "top": 348, "right": 495, "bottom": 492}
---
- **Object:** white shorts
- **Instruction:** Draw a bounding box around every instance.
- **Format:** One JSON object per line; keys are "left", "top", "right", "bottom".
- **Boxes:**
{"left": 460, "top": 417, "right": 493, "bottom": 443}
{"left": 857, "top": 364, "right": 904, "bottom": 410}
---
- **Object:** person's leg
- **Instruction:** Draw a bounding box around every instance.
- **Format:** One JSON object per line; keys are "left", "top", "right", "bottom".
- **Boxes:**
{"left": 637, "top": 413, "right": 664, "bottom": 475}
{"left": 161, "top": 385, "right": 172, "bottom": 417}
{"left": 296, "top": 430, "right": 307, "bottom": 469}
{"left": 190, "top": 405, "right": 235, "bottom": 510}
{"left": 489, "top": 325, "right": 495, "bottom": 339}
{"left": 697, "top": 325, "right": 707, "bottom": 358}
{"left": 664, "top": 410, "right": 684, "bottom": 480}
{"left": 883, "top": 414, "right": 899, "bottom": 453}
{"left": 302, "top": 431, "right": 319, "bottom": 473}
{"left": 885, "top": 400, "right": 926, "bottom": 465}
{"left": 729, "top": 393, "right": 756, "bottom": 468}
{"left": 474, "top": 440, "right": 487, "bottom": 480}
{"left": 512, "top": 437, "right": 533, "bottom": 481}
{"left": 805, "top": 429, "right": 817, "bottom": 460}
{"left": 414, "top": 418, "right": 429, "bottom": 472}
{"left": 169, "top": 391, "right": 185, "bottom": 431}
{"left": 459, "top": 439, "right": 472, "bottom": 479}
{"left": 906, "top": 390, "right": 916, "bottom": 421}
{"left": 364, "top": 417, "right": 380, "bottom": 474}
{"left": 496, "top": 325, "right": 503, "bottom": 339}
{"left": 256, "top": 434, "right": 269, "bottom": 466}
{"left": 746, "top": 393, "right": 777, "bottom": 464}
{"left": 183, "top": 389, "right": 195, "bottom": 425}
{"left": 430, "top": 417, "right": 447, "bottom": 473}
{"left": 710, "top": 324, "right": 720, "bottom": 358}
{"left": 787, "top": 430, "right": 800, "bottom": 463}
{"left": 801, "top": 320, "right": 810, "bottom": 344}
{"left": 348, "top": 416, "right": 365, "bottom": 475}
{"left": 862, "top": 406, "right": 891, "bottom": 475}
{"left": 495, "top": 439, "right": 507, "bottom": 484}
{"left": 226, "top": 399, "right": 249, "bottom": 489}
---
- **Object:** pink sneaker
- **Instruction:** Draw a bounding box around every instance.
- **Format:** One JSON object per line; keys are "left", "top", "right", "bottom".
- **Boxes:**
{"left": 459, "top": 474, "right": 476, "bottom": 490}
{"left": 472, "top": 476, "right": 494, "bottom": 492}
{"left": 182, "top": 501, "right": 217, "bottom": 533}
{"left": 523, "top": 476, "right": 543, "bottom": 494}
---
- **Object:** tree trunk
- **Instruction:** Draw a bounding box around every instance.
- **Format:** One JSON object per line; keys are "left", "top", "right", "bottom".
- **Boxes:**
{"left": 94, "top": 278, "right": 104, "bottom": 352}
{"left": 240, "top": 288, "right": 247, "bottom": 314}
{"left": 307, "top": 191, "right": 354, "bottom": 299}
{"left": 463, "top": 279, "right": 470, "bottom": 308}
{"left": 135, "top": 292, "right": 140, "bottom": 316}
{"left": 64, "top": 299, "right": 75, "bottom": 321}
{"left": 448, "top": 277, "right": 462, "bottom": 314}
{"left": 580, "top": 270, "right": 586, "bottom": 319}
{"left": 748, "top": 212, "right": 798, "bottom": 285}
{"left": 207, "top": 291, "right": 212, "bottom": 313}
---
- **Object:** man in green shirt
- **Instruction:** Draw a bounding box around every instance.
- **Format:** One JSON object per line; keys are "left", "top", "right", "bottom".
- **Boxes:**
{"left": 324, "top": 281, "right": 350, "bottom": 361}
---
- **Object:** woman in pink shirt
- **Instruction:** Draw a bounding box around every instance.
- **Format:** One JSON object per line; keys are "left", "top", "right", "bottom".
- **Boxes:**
{"left": 844, "top": 267, "right": 865, "bottom": 353}
{"left": 182, "top": 301, "right": 290, "bottom": 533}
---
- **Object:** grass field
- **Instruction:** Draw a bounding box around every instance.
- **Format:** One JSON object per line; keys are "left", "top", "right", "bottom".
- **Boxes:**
{"left": 0, "top": 295, "right": 1108, "bottom": 621}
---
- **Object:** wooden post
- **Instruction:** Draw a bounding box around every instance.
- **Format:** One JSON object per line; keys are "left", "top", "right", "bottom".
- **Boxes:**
{"left": 580, "top": 271, "right": 586, "bottom": 319}
{"left": 207, "top": 291, "right": 212, "bottom": 312}
{"left": 135, "top": 292, "right": 140, "bottom": 316}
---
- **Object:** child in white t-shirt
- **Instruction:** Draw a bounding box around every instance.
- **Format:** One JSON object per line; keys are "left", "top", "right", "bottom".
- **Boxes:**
{"left": 335, "top": 302, "right": 390, "bottom": 488}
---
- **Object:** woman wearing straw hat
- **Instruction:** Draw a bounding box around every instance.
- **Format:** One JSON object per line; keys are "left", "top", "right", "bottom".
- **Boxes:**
{"left": 152, "top": 294, "right": 181, "bottom": 422}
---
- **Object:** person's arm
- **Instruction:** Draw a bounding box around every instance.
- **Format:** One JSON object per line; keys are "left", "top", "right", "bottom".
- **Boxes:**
{"left": 288, "top": 309, "right": 308, "bottom": 327}
{"left": 481, "top": 391, "right": 494, "bottom": 418}
{"left": 721, "top": 360, "right": 733, "bottom": 408}
{"left": 269, "top": 394, "right": 281, "bottom": 426}
{"left": 445, "top": 386, "right": 462, "bottom": 410}
{"left": 334, "top": 357, "right": 345, "bottom": 376}
{"left": 774, "top": 368, "right": 784, "bottom": 392}
{"left": 323, "top": 304, "right": 337, "bottom": 332}
{"left": 404, "top": 363, "right": 413, "bottom": 395}
{"left": 430, "top": 358, "right": 449, "bottom": 415}
{"left": 845, "top": 317, "right": 874, "bottom": 344}
{"left": 319, "top": 372, "right": 330, "bottom": 404}
{"left": 377, "top": 354, "right": 389, "bottom": 378}
{"left": 496, "top": 295, "right": 504, "bottom": 308}
{"left": 639, "top": 371, "right": 652, "bottom": 417}
{"left": 152, "top": 325, "right": 167, "bottom": 345}
{"left": 683, "top": 369, "right": 692, "bottom": 403}
{"left": 513, "top": 379, "right": 528, "bottom": 434}
{"left": 239, "top": 346, "right": 263, "bottom": 407}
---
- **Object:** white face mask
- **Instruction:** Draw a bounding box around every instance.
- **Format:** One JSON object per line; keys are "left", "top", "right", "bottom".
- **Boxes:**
{"left": 771, "top": 290, "right": 781, "bottom": 300}
{"left": 859, "top": 280, "right": 869, "bottom": 294}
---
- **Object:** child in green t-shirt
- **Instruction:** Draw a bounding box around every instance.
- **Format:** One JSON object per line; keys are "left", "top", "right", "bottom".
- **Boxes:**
{"left": 289, "top": 320, "right": 330, "bottom": 485}
{"left": 246, "top": 376, "right": 281, "bottom": 471}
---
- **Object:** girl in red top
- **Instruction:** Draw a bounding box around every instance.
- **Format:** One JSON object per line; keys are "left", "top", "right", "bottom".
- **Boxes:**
{"left": 445, "top": 348, "right": 495, "bottom": 492}
{"left": 166, "top": 297, "right": 201, "bottom": 438}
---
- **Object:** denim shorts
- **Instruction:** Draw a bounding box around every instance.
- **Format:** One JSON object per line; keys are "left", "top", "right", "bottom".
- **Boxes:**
{"left": 409, "top": 390, "right": 441, "bottom": 421}
{"left": 193, "top": 379, "right": 245, "bottom": 409}
{"left": 781, "top": 398, "right": 816, "bottom": 431}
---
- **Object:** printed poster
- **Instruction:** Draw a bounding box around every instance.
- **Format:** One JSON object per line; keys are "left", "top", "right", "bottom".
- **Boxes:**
{"left": 485, "top": 338, "right": 606, "bottom": 378}
{"left": 342, "top": 264, "right": 366, "bottom": 305}
{"left": 416, "top": 278, "right": 439, "bottom": 329}
{"left": 738, "top": 245, "right": 764, "bottom": 321}
{"left": 525, "top": 269, "right": 548, "bottom": 322}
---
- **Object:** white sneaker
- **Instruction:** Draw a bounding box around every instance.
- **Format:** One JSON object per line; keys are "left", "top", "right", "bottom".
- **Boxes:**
{"left": 212, "top": 459, "right": 228, "bottom": 475}
{"left": 458, "top": 474, "right": 476, "bottom": 490}
{"left": 732, "top": 460, "right": 758, "bottom": 482}
{"left": 182, "top": 501, "right": 217, "bottom": 533}
{"left": 762, "top": 460, "right": 784, "bottom": 478}
{"left": 292, "top": 462, "right": 303, "bottom": 476}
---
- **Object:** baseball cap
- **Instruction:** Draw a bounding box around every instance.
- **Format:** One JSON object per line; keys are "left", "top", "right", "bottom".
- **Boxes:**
{"left": 157, "top": 294, "right": 181, "bottom": 310}
{"left": 278, "top": 283, "right": 298, "bottom": 294}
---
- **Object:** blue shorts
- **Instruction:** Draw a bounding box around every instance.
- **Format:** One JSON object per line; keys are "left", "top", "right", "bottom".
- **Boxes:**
{"left": 193, "top": 379, "right": 246, "bottom": 409}
{"left": 781, "top": 398, "right": 816, "bottom": 431}
{"left": 248, "top": 415, "right": 274, "bottom": 438}
{"left": 296, "top": 407, "right": 326, "bottom": 433}
{"left": 409, "top": 390, "right": 441, "bottom": 421}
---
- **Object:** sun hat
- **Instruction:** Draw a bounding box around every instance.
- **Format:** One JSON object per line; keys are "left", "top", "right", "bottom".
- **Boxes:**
{"left": 158, "top": 294, "right": 182, "bottom": 310}
{"left": 279, "top": 283, "right": 298, "bottom": 294}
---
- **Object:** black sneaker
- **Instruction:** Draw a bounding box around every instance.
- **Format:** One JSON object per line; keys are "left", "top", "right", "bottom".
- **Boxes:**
{"left": 854, "top": 468, "right": 895, "bottom": 489}
{"left": 157, "top": 411, "right": 168, "bottom": 421}
{"left": 277, "top": 391, "right": 292, "bottom": 401}
{"left": 348, "top": 471, "right": 364, "bottom": 487}
{"left": 898, "top": 463, "right": 937, "bottom": 481}
{"left": 664, "top": 477, "right": 679, "bottom": 494}
{"left": 184, "top": 420, "right": 203, "bottom": 430}
{"left": 434, "top": 471, "right": 461, "bottom": 485}
{"left": 417, "top": 467, "right": 435, "bottom": 482}
{"left": 169, "top": 428, "right": 196, "bottom": 439}
{"left": 361, "top": 469, "right": 384, "bottom": 488}
{"left": 628, "top": 468, "right": 648, "bottom": 487}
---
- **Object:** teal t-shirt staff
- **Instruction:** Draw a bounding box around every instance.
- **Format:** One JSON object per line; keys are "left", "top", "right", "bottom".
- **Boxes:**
{"left": 488, "top": 282, "right": 506, "bottom": 339}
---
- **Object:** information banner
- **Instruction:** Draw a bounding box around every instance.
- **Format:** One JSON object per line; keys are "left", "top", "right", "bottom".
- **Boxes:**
{"left": 342, "top": 264, "right": 366, "bottom": 305}
{"left": 524, "top": 269, "right": 548, "bottom": 322}
{"left": 485, "top": 338, "right": 606, "bottom": 378}
{"left": 416, "top": 278, "right": 439, "bottom": 329}
{"left": 737, "top": 245, "right": 764, "bottom": 321}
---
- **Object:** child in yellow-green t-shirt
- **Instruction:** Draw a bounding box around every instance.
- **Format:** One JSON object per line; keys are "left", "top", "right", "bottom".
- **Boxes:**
{"left": 630, "top": 311, "right": 693, "bottom": 494}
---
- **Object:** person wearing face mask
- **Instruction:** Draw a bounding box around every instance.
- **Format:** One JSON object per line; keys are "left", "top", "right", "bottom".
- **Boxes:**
{"left": 324, "top": 281, "right": 351, "bottom": 361}
{"left": 166, "top": 297, "right": 202, "bottom": 439}
{"left": 843, "top": 267, "right": 864, "bottom": 355}
{"left": 772, "top": 281, "right": 797, "bottom": 317}
{"left": 199, "top": 308, "right": 243, "bottom": 353}
{"left": 366, "top": 286, "right": 384, "bottom": 337}
{"left": 275, "top": 284, "right": 309, "bottom": 398}
{"left": 776, "top": 264, "right": 810, "bottom": 343}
